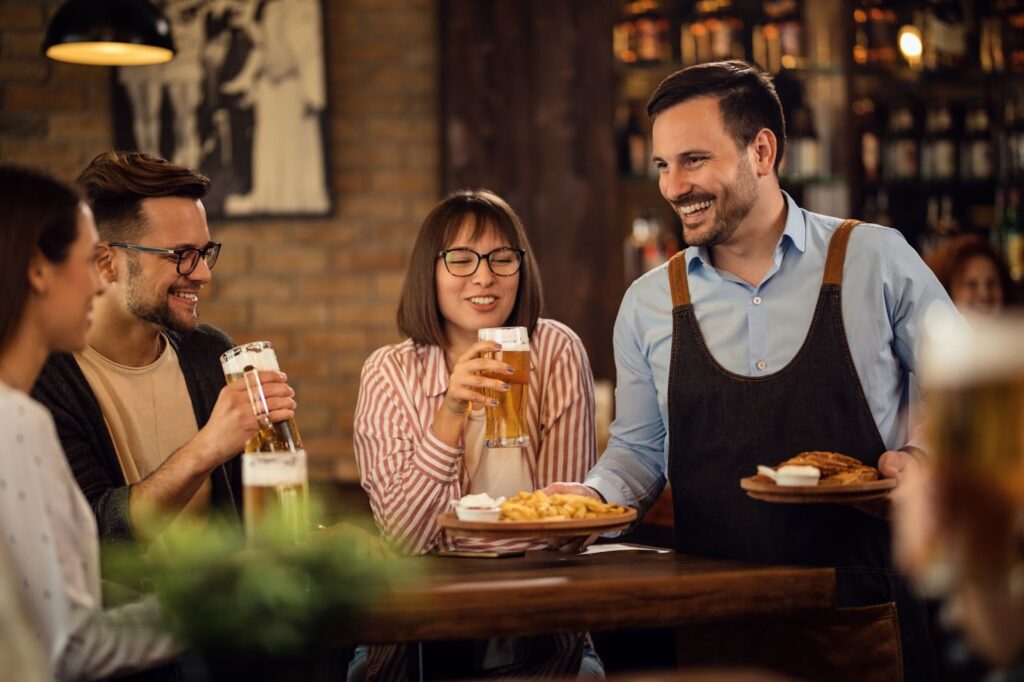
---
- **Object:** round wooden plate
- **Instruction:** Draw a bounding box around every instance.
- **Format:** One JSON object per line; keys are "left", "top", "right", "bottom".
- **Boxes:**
{"left": 740, "top": 476, "right": 896, "bottom": 504}
{"left": 437, "top": 508, "right": 637, "bottom": 538}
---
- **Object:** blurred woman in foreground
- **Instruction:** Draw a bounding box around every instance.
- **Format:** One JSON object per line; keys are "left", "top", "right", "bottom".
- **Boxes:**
{"left": 0, "top": 164, "right": 180, "bottom": 680}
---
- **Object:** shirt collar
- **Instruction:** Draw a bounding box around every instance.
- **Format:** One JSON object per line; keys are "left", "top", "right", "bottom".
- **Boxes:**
{"left": 684, "top": 190, "right": 806, "bottom": 273}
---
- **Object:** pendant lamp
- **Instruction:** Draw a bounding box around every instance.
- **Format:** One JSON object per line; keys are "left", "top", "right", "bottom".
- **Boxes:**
{"left": 43, "top": 0, "right": 175, "bottom": 66}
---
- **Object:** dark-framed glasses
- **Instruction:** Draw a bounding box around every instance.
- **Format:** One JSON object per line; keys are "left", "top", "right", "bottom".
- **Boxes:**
{"left": 438, "top": 247, "right": 525, "bottom": 277}
{"left": 108, "top": 241, "right": 222, "bottom": 276}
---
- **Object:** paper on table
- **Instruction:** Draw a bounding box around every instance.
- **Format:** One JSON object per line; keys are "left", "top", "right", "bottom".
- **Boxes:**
{"left": 582, "top": 543, "right": 671, "bottom": 555}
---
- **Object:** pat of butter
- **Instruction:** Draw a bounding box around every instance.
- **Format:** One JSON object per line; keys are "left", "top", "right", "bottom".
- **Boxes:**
{"left": 775, "top": 465, "right": 821, "bottom": 487}
{"left": 757, "top": 465, "right": 778, "bottom": 481}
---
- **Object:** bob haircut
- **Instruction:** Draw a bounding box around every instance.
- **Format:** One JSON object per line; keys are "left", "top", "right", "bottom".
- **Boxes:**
{"left": 647, "top": 59, "right": 786, "bottom": 174}
{"left": 397, "top": 189, "right": 544, "bottom": 348}
{"left": 0, "top": 164, "right": 83, "bottom": 354}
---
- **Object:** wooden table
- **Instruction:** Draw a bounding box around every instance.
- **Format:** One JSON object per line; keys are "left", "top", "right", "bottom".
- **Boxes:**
{"left": 354, "top": 545, "right": 836, "bottom": 644}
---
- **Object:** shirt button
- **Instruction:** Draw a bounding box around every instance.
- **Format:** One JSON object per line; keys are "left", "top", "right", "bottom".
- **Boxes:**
{"left": 753, "top": 296, "right": 762, "bottom": 305}
{"left": 756, "top": 360, "right": 767, "bottom": 371}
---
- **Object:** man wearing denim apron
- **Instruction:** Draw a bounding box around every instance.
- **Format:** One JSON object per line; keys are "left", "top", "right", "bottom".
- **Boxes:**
{"left": 549, "top": 61, "right": 958, "bottom": 681}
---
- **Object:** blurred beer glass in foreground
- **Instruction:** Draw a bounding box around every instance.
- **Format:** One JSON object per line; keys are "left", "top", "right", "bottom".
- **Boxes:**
{"left": 221, "top": 341, "right": 309, "bottom": 543}
{"left": 479, "top": 326, "right": 530, "bottom": 447}
{"left": 915, "top": 309, "right": 1024, "bottom": 666}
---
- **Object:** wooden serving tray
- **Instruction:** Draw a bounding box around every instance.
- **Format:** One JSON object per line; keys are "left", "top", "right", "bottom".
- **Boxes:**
{"left": 438, "top": 508, "right": 637, "bottom": 538}
{"left": 740, "top": 476, "right": 896, "bottom": 504}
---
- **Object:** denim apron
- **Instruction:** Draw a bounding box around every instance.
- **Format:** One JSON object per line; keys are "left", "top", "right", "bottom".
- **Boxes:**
{"left": 666, "top": 220, "right": 935, "bottom": 681}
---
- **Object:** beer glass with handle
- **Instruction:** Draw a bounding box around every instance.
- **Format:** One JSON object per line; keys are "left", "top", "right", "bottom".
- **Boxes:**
{"left": 220, "top": 342, "right": 309, "bottom": 543}
{"left": 478, "top": 327, "right": 530, "bottom": 447}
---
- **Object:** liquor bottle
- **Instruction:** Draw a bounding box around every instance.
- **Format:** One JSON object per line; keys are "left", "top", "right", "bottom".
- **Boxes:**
{"left": 1005, "top": 188, "right": 1024, "bottom": 281}
{"left": 919, "top": 195, "right": 943, "bottom": 257}
{"left": 986, "top": 0, "right": 1024, "bottom": 74}
{"left": 855, "top": 98, "right": 883, "bottom": 182}
{"left": 922, "top": 104, "right": 956, "bottom": 182}
{"left": 961, "top": 106, "right": 994, "bottom": 182}
{"left": 921, "top": 0, "right": 967, "bottom": 71}
{"left": 785, "top": 104, "right": 821, "bottom": 179}
{"left": 755, "top": 0, "right": 804, "bottom": 72}
{"left": 706, "top": 0, "right": 745, "bottom": 62}
{"left": 876, "top": 188, "right": 893, "bottom": 227}
{"left": 622, "top": 106, "right": 649, "bottom": 178}
{"left": 937, "top": 194, "right": 960, "bottom": 237}
{"left": 884, "top": 106, "right": 919, "bottom": 181}
{"left": 867, "top": 0, "right": 898, "bottom": 67}
{"left": 613, "top": 4, "right": 638, "bottom": 64}
{"left": 990, "top": 187, "right": 1007, "bottom": 255}
{"left": 634, "top": 0, "right": 671, "bottom": 64}
{"left": 852, "top": 3, "right": 870, "bottom": 65}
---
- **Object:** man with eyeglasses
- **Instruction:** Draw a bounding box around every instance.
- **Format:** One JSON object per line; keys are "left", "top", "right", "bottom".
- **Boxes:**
{"left": 32, "top": 151, "right": 296, "bottom": 545}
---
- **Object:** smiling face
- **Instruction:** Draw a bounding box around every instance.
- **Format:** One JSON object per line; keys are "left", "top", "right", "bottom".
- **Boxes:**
{"left": 117, "top": 196, "right": 213, "bottom": 333}
{"left": 435, "top": 218, "right": 520, "bottom": 352}
{"left": 950, "top": 255, "right": 1004, "bottom": 316}
{"left": 40, "top": 204, "right": 106, "bottom": 353}
{"left": 653, "top": 96, "right": 760, "bottom": 248}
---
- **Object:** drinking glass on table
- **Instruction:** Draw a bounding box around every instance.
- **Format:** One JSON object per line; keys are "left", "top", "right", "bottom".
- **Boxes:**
{"left": 220, "top": 341, "right": 309, "bottom": 543}
{"left": 478, "top": 326, "right": 530, "bottom": 448}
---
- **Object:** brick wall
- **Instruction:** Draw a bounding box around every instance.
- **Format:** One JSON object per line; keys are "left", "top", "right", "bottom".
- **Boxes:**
{"left": 0, "top": 0, "right": 440, "bottom": 480}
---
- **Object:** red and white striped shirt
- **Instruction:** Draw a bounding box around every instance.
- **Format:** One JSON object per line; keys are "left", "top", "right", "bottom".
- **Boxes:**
{"left": 354, "top": 318, "right": 597, "bottom": 555}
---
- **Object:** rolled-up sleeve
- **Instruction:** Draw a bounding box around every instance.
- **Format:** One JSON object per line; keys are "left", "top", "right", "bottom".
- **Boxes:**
{"left": 585, "top": 286, "right": 668, "bottom": 513}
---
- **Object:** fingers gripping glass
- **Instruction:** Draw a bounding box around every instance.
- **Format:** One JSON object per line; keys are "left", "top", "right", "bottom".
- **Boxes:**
{"left": 108, "top": 241, "right": 222, "bottom": 276}
{"left": 438, "top": 247, "right": 525, "bottom": 277}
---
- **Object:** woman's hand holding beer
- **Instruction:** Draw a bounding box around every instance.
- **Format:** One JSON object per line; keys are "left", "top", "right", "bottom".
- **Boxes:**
{"left": 431, "top": 341, "right": 513, "bottom": 448}
{"left": 195, "top": 371, "right": 296, "bottom": 468}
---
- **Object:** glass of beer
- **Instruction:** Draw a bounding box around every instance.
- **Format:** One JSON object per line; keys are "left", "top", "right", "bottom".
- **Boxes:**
{"left": 919, "top": 311, "right": 1024, "bottom": 585}
{"left": 220, "top": 341, "right": 309, "bottom": 543}
{"left": 478, "top": 327, "right": 530, "bottom": 447}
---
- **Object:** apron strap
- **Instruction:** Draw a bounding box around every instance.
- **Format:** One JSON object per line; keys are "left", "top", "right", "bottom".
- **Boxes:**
{"left": 822, "top": 219, "right": 863, "bottom": 286}
{"left": 668, "top": 251, "right": 691, "bottom": 308}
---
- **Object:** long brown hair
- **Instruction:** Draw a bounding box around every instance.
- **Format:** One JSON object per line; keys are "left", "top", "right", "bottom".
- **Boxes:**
{"left": 0, "top": 164, "right": 83, "bottom": 354}
{"left": 77, "top": 150, "right": 210, "bottom": 242}
{"left": 397, "top": 189, "right": 544, "bottom": 348}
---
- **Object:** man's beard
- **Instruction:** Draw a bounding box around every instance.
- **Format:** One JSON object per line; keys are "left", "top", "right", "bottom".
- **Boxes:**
{"left": 125, "top": 255, "right": 197, "bottom": 333}
{"left": 680, "top": 155, "right": 759, "bottom": 248}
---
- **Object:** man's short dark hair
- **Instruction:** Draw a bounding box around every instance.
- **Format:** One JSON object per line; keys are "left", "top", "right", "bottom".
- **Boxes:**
{"left": 646, "top": 60, "right": 786, "bottom": 173}
{"left": 77, "top": 151, "right": 211, "bottom": 242}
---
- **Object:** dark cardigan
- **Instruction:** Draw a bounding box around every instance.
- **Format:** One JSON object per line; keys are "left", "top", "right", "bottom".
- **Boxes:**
{"left": 31, "top": 325, "right": 242, "bottom": 542}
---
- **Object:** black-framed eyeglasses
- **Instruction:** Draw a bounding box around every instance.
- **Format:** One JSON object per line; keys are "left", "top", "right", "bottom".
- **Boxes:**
{"left": 437, "top": 247, "right": 525, "bottom": 277}
{"left": 108, "top": 241, "right": 222, "bottom": 276}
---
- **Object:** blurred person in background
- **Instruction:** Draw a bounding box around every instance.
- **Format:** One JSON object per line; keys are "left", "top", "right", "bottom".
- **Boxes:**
{"left": 0, "top": 163, "right": 180, "bottom": 680}
{"left": 926, "top": 234, "right": 1014, "bottom": 316}
{"left": 353, "top": 189, "right": 600, "bottom": 680}
{"left": 31, "top": 151, "right": 296, "bottom": 548}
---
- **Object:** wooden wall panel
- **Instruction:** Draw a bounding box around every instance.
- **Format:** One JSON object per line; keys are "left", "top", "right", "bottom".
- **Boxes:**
{"left": 441, "top": 0, "right": 622, "bottom": 380}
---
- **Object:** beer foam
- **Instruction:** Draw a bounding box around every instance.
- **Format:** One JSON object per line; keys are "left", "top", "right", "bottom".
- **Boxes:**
{"left": 921, "top": 307, "right": 1024, "bottom": 388}
{"left": 221, "top": 342, "right": 280, "bottom": 375}
{"left": 478, "top": 326, "right": 529, "bottom": 350}
{"left": 243, "top": 450, "right": 308, "bottom": 487}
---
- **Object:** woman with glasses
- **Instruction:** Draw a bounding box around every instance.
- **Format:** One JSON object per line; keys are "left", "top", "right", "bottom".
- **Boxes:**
{"left": 0, "top": 164, "right": 181, "bottom": 680}
{"left": 353, "top": 190, "right": 600, "bottom": 680}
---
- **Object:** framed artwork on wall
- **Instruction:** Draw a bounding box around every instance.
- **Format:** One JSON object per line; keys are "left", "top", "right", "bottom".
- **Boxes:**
{"left": 112, "top": 0, "right": 331, "bottom": 218}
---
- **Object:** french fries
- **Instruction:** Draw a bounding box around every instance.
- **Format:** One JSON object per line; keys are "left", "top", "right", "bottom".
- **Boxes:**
{"left": 499, "top": 490, "right": 627, "bottom": 521}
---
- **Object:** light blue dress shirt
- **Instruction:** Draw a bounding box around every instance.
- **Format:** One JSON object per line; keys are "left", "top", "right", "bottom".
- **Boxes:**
{"left": 585, "top": 192, "right": 958, "bottom": 511}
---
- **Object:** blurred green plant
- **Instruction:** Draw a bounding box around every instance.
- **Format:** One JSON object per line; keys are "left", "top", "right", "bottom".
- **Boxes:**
{"left": 105, "top": 497, "right": 402, "bottom": 656}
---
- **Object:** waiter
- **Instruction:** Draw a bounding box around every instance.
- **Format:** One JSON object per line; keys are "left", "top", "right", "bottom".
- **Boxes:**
{"left": 548, "top": 61, "right": 955, "bottom": 680}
